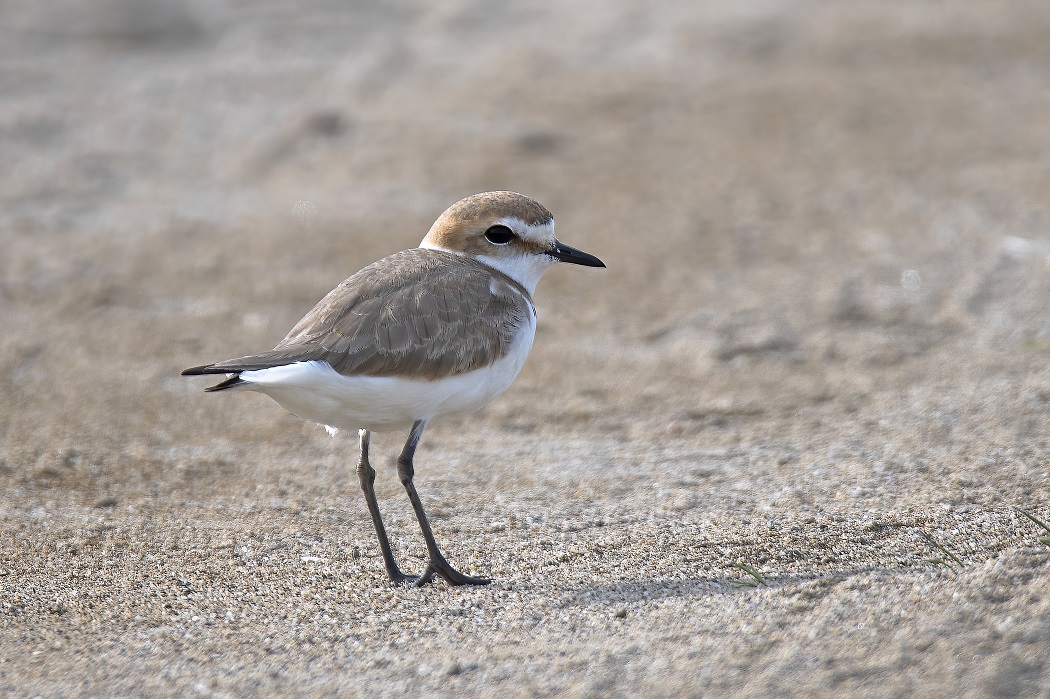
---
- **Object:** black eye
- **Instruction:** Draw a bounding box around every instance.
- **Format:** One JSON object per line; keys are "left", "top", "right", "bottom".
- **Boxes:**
{"left": 484, "top": 225, "right": 515, "bottom": 245}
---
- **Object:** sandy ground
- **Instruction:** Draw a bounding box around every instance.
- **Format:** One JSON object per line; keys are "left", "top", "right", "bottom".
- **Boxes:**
{"left": 3, "top": 1, "right": 1050, "bottom": 696}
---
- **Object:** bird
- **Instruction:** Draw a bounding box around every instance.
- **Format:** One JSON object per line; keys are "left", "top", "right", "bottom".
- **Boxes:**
{"left": 182, "top": 191, "right": 605, "bottom": 586}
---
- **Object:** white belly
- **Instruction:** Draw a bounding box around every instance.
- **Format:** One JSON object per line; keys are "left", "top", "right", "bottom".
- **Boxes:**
{"left": 238, "top": 317, "right": 535, "bottom": 433}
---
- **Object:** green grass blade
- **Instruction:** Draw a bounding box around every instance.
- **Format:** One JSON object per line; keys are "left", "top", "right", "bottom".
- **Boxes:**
{"left": 1015, "top": 507, "right": 1050, "bottom": 535}
{"left": 920, "top": 531, "right": 963, "bottom": 568}
{"left": 733, "top": 562, "right": 768, "bottom": 586}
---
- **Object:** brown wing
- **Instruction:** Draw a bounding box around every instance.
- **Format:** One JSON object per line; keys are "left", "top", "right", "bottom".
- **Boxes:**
{"left": 185, "top": 249, "right": 533, "bottom": 381}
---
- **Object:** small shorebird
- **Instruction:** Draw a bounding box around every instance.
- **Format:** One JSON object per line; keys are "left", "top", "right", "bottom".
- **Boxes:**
{"left": 183, "top": 192, "right": 604, "bottom": 586}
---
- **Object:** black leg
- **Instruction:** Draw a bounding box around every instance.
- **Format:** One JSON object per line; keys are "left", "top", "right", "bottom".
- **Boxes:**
{"left": 398, "top": 420, "right": 490, "bottom": 586}
{"left": 356, "top": 429, "right": 417, "bottom": 585}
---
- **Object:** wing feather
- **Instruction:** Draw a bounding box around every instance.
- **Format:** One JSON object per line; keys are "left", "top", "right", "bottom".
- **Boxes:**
{"left": 186, "top": 249, "right": 533, "bottom": 381}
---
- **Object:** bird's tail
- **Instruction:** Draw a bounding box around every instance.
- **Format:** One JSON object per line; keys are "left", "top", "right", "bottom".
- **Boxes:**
{"left": 182, "top": 364, "right": 249, "bottom": 392}
{"left": 204, "top": 374, "right": 247, "bottom": 392}
{"left": 182, "top": 348, "right": 323, "bottom": 392}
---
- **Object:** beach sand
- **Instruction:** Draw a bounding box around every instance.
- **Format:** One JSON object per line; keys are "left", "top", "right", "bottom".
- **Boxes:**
{"left": 2, "top": 1, "right": 1049, "bottom": 696}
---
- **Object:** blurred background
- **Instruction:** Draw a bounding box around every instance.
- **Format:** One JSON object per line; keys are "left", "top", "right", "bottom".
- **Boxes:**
{"left": 3, "top": 1, "right": 1050, "bottom": 695}
{"left": 4, "top": 0, "right": 1050, "bottom": 476}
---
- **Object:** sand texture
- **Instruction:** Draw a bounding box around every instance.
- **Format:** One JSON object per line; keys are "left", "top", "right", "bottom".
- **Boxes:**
{"left": 2, "top": 1, "right": 1050, "bottom": 697}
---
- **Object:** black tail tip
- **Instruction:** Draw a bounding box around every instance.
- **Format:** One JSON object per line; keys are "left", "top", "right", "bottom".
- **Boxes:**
{"left": 204, "top": 375, "right": 246, "bottom": 392}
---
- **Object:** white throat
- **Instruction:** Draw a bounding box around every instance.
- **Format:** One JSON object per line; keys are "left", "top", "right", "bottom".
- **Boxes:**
{"left": 473, "top": 252, "right": 555, "bottom": 296}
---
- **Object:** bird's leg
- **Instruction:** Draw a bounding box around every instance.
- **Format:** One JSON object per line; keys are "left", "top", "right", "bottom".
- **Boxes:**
{"left": 398, "top": 420, "right": 490, "bottom": 587}
{"left": 356, "top": 429, "right": 417, "bottom": 585}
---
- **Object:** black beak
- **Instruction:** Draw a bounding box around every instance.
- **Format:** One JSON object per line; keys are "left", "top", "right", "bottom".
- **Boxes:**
{"left": 549, "top": 241, "right": 606, "bottom": 268}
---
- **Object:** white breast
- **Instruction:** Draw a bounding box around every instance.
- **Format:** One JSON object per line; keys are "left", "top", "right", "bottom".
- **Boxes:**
{"left": 238, "top": 311, "right": 536, "bottom": 433}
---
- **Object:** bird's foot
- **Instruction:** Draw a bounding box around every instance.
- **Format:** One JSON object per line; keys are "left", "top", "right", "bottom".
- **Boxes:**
{"left": 413, "top": 558, "right": 490, "bottom": 587}
{"left": 412, "top": 564, "right": 435, "bottom": 588}
{"left": 386, "top": 569, "right": 421, "bottom": 586}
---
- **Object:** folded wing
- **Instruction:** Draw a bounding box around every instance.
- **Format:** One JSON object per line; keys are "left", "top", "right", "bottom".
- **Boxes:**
{"left": 181, "top": 249, "right": 533, "bottom": 384}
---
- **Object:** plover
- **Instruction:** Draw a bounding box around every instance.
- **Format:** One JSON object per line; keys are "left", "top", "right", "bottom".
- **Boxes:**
{"left": 183, "top": 191, "right": 604, "bottom": 586}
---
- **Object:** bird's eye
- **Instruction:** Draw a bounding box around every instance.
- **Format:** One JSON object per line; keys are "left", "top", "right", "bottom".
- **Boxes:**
{"left": 484, "top": 225, "right": 515, "bottom": 245}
